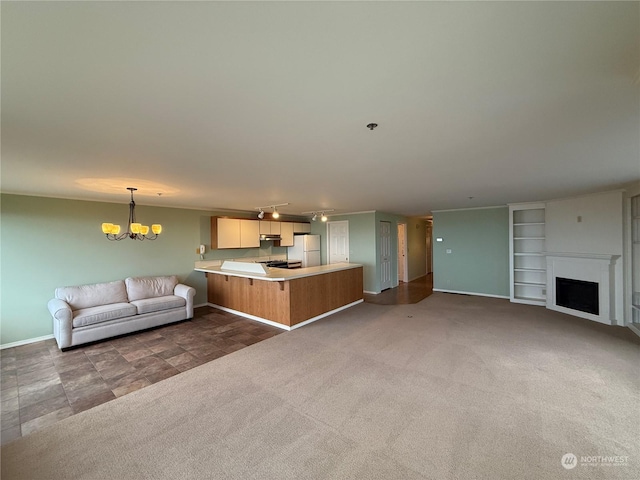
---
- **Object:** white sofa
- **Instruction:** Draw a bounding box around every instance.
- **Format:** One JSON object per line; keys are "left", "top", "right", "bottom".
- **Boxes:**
{"left": 48, "top": 275, "right": 196, "bottom": 350}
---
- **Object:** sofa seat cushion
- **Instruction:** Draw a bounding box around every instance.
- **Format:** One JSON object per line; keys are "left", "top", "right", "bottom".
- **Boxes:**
{"left": 126, "top": 276, "right": 179, "bottom": 301}
{"left": 57, "top": 280, "right": 129, "bottom": 310}
{"left": 72, "top": 303, "right": 137, "bottom": 328}
{"left": 130, "top": 295, "right": 186, "bottom": 315}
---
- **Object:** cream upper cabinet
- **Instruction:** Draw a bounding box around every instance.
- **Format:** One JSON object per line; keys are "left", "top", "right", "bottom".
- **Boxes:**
{"left": 259, "top": 221, "right": 282, "bottom": 235}
{"left": 239, "top": 219, "right": 260, "bottom": 248}
{"left": 212, "top": 217, "right": 260, "bottom": 249}
{"left": 259, "top": 221, "right": 272, "bottom": 234}
{"left": 212, "top": 218, "right": 240, "bottom": 249}
{"left": 279, "top": 222, "right": 294, "bottom": 247}
{"left": 293, "top": 222, "right": 311, "bottom": 233}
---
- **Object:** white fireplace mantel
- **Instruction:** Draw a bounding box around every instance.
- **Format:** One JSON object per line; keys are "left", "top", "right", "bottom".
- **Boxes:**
{"left": 544, "top": 252, "right": 620, "bottom": 325}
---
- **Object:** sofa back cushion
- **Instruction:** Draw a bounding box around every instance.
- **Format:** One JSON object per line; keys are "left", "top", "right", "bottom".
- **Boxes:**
{"left": 56, "top": 280, "right": 129, "bottom": 311}
{"left": 125, "top": 276, "right": 178, "bottom": 301}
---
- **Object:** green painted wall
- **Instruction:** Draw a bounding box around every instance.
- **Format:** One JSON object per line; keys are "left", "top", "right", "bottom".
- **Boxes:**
{"left": 310, "top": 212, "right": 427, "bottom": 294}
{"left": 432, "top": 207, "right": 509, "bottom": 297}
{"left": 311, "top": 213, "right": 377, "bottom": 292}
{"left": 0, "top": 194, "right": 292, "bottom": 345}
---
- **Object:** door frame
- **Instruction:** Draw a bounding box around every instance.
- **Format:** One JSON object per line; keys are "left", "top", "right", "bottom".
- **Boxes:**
{"left": 397, "top": 223, "right": 408, "bottom": 283}
{"left": 326, "top": 220, "right": 349, "bottom": 264}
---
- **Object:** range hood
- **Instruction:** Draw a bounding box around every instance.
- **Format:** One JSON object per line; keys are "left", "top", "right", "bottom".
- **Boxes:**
{"left": 260, "top": 234, "right": 281, "bottom": 241}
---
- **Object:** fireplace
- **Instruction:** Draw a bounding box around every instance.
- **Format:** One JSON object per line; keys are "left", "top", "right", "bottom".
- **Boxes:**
{"left": 545, "top": 252, "right": 620, "bottom": 325}
{"left": 555, "top": 277, "right": 599, "bottom": 315}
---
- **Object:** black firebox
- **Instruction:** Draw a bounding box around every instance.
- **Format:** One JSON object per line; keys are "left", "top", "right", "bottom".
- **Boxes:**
{"left": 555, "top": 277, "right": 599, "bottom": 315}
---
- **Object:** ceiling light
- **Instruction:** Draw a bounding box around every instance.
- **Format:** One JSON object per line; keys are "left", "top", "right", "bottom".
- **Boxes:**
{"left": 301, "top": 209, "right": 334, "bottom": 222}
{"left": 255, "top": 203, "right": 289, "bottom": 220}
{"left": 101, "top": 187, "right": 162, "bottom": 241}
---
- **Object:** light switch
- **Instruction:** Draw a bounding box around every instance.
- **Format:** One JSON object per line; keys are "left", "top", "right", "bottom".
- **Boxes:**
{"left": 436, "top": 237, "right": 443, "bottom": 242}
{"left": 446, "top": 249, "right": 452, "bottom": 254}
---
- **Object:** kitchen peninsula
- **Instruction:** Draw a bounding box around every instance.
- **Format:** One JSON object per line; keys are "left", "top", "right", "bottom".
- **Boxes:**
{"left": 195, "top": 262, "right": 364, "bottom": 330}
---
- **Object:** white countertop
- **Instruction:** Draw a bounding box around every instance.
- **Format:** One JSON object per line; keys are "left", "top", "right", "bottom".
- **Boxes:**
{"left": 194, "top": 262, "right": 363, "bottom": 281}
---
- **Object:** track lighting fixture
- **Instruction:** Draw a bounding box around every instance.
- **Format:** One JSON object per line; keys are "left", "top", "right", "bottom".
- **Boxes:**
{"left": 255, "top": 203, "right": 289, "bottom": 220}
{"left": 301, "top": 209, "right": 334, "bottom": 222}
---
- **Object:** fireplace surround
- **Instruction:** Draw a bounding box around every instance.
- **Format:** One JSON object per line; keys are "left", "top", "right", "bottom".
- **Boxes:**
{"left": 545, "top": 252, "right": 620, "bottom": 325}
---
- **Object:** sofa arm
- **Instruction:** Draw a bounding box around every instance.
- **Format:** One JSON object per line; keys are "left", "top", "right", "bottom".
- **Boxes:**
{"left": 174, "top": 284, "right": 196, "bottom": 319}
{"left": 48, "top": 298, "right": 73, "bottom": 349}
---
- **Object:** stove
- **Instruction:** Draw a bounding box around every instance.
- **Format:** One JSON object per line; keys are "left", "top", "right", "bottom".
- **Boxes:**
{"left": 257, "top": 260, "right": 301, "bottom": 269}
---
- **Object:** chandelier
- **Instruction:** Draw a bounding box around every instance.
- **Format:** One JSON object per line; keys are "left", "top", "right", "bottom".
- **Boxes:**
{"left": 101, "top": 187, "right": 162, "bottom": 241}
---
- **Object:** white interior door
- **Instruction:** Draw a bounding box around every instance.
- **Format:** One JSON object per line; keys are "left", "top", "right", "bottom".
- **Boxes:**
{"left": 328, "top": 221, "right": 349, "bottom": 264}
{"left": 397, "top": 223, "right": 407, "bottom": 282}
{"left": 380, "top": 221, "right": 392, "bottom": 290}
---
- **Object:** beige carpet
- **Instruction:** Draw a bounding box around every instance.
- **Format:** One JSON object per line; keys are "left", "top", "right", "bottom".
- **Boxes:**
{"left": 2, "top": 293, "right": 639, "bottom": 479}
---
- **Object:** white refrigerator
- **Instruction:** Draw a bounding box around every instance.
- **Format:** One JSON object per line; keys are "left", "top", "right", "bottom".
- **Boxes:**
{"left": 288, "top": 235, "right": 321, "bottom": 268}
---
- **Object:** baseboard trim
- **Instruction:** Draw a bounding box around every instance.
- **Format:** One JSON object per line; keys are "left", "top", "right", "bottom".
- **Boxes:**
{"left": 193, "top": 303, "right": 209, "bottom": 309}
{"left": 290, "top": 300, "right": 364, "bottom": 330}
{"left": 432, "top": 288, "right": 509, "bottom": 300}
{"left": 628, "top": 323, "right": 640, "bottom": 339}
{"left": 363, "top": 290, "right": 378, "bottom": 295}
{"left": 208, "top": 299, "right": 364, "bottom": 331}
{"left": 1, "top": 334, "right": 55, "bottom": 350}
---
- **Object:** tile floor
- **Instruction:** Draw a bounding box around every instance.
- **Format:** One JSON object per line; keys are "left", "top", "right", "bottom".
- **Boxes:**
{"left": 0, "top": 306, "right": 283, "bottom": 445}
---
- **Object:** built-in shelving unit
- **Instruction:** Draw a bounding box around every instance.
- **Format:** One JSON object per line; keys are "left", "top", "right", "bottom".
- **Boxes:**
{"left": 632, "top": 195, "right": 640, "bottom": 324}
{"left": 509, "top": 203, "right": 546, "bottom": 306}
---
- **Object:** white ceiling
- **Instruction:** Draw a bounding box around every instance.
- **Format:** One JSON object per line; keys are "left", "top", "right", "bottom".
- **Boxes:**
{"left": 2, "top": 1, "right": 638, "bottom": 217}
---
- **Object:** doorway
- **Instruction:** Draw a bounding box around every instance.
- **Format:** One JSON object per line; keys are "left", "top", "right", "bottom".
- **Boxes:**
{"left": 327, "top": 221, "right": 349, "bottom": 264}
{"left": 397, "top": 223, "right": 408, "bottom": 283}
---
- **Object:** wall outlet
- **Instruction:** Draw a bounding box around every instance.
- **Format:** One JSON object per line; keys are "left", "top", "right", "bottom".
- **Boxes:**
{"left": 446, "top": 249, "right": 452, "bottom": 254}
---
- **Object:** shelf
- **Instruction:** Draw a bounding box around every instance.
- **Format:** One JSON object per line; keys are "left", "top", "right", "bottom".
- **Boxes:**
{"left": 514, "top": 252, "right": 544, "bottom": 256}
{"left": 514, "top": 268, "right": 545, "bottom": 272}
{"left": 514, "top": 281, "right": 545, "bottom": 287}
{"left": 514, "top": 237, "right": 545, "bottom": 240}
{"left": 514, "top": 295, "right": 546, "bottom": 304}
{"left": 513, "top": 222, "right": 545, "bottom": 226}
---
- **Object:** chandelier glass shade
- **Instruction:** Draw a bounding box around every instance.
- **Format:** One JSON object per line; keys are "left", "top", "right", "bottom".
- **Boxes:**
{"left": 102, "top": 188, "right": 162, "bottom": 241}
